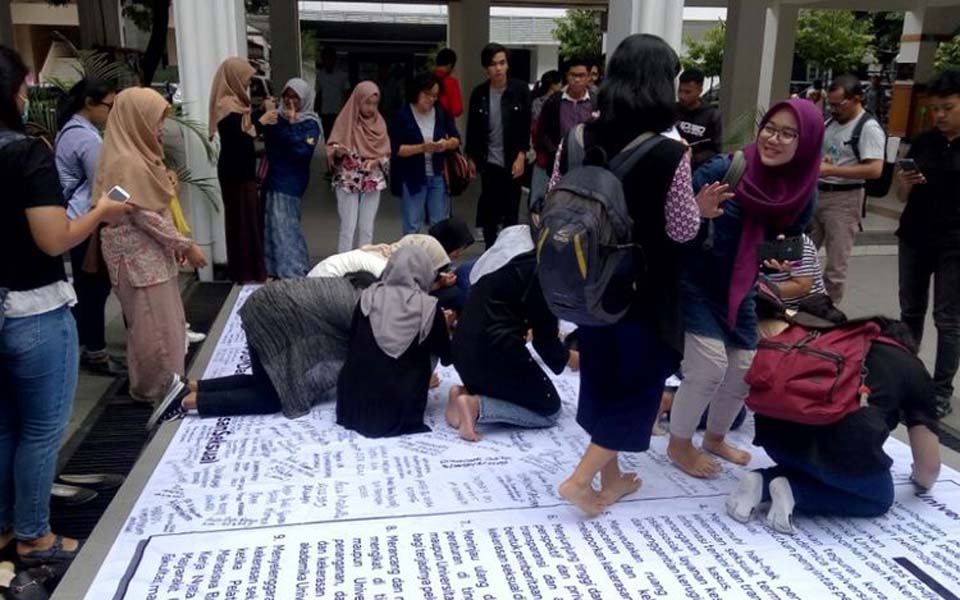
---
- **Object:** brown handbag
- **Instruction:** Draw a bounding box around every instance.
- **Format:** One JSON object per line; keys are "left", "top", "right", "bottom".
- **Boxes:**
{"left": 443, "top": 151, "right": 471, "bottom": 197}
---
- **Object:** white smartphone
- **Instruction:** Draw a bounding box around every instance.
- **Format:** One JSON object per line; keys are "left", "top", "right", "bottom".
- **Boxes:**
{"left": 107, "top": 185, "right": 131, "bottom": 203}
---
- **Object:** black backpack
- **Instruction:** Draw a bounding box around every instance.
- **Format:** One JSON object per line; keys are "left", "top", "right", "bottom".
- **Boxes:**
{"left": 536, "top": 125, "right": 666, "bottom": 326}
{"left": 828, "top": 111, "right": 893, "bottom": 199}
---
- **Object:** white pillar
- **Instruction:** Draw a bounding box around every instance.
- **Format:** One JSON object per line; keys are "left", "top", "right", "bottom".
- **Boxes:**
{"left": 77, "top": 0, "right": 123, "bottom": 49}
{"left": 447, "top": 0, "right": 490, "bottom": 133}
{"left": 173, "top": 0, "right": 246, "bottom": 280}
{"left": 899, "top": 7, "right": 960, "bottom": 84}
{"left": 607, "top": 0, "right": 684, "bottom": 59}
{"left": 757, "top": 2, "right": 798, "bottom": 111}
{"left": 268, "top": 0, "right": 301, "bottom": 90}
{"left": 720, "top": 0, "right": 770, "bottom": 149}
{"left": 0, "top": 0, "right": 13, "bottom": 48}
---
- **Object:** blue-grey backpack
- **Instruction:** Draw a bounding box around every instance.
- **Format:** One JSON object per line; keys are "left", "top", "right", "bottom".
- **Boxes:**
{"left": 536, "top": 124, "right": 667, "bottom": 326}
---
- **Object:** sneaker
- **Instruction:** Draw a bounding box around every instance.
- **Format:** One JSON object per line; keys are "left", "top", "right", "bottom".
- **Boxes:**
{"left": 726, "top": 471, "right": 764, "bottom": 523}
{"left": 146, "top": 376, "right": 187, "bottom": 431}
{"left": 185, "top": 323, "right": 207, "bottom": 345}
{"left": 766, "top": 477, "right": 797, "bottom": 535}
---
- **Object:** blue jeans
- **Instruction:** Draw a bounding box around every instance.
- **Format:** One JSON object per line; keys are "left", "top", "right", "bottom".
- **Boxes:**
{"left": 758, "top": 446, "right": 895, "bottom": 518}
{"left": 401, "top": 175, "right": 448, "bottom": 234}
{"left": 264, "top": 189, "right": 309, "bottom": 278}
{"left": 478, "top": 397, "right": 560, "bottom": 429}
{"left": 0, "top": 305, "right": 78, "bottom": 539}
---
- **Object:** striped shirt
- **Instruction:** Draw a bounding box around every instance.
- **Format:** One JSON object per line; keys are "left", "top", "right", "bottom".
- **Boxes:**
{"left": 54, "top": 114, "right": 102, "bottom": 220}
{"left": 766, "top": 234, "right": 827, "bottom": 308}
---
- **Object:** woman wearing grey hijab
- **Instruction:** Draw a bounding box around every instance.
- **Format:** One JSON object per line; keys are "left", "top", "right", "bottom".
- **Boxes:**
{"left": 337, "top": 245, "right": 454, "bottom": 438}
{"left": 258, "top": 77, "right": 323, "bottom": 278}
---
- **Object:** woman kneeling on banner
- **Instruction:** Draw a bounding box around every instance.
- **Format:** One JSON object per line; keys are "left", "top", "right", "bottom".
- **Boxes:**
{"left": 727, "top": 316, "right": 942, "bottom": 534}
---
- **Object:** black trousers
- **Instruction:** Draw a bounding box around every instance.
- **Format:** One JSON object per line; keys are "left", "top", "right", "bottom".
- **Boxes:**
{"left": 69, "top": 237, "right": 113, "bottom": 354}
{"left": 477, "top": 163, "right": 521, "bottom": 249}
{"left": 899, "top": 239, "right": 960, "bottom": 399}
{"left": 196, "top": 347, "right": 282, "bottom": 416}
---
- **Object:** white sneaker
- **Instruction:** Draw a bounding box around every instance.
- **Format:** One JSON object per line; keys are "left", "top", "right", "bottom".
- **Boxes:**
{"left": 766, "top": 477, "right": 797, "bottom": 535}
{"left": 186, "top": 323, "right": 206, "bottom": 345}
{"left": 726, "top": 471, "right": 763, "bottom": 523}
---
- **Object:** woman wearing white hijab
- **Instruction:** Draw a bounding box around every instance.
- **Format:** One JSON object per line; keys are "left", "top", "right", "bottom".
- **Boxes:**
{"left": 258, "top": 78, "right": 323, "bottom": 278}
{"left": 337, "top": 245, "right": 454, "bottom": 438}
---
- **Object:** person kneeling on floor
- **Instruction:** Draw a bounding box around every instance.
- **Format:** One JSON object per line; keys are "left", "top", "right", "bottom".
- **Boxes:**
{"left": 727, "top": 317, "right": 942, "bottom": 534}
{"left": 336, "top": 245, "right": 455, "bottom": 438}
{"left": 147, "top": 272, "right": 378, "bottom": 428}
{"left": 447, "top": 243, "right": 579, "bottom": 441}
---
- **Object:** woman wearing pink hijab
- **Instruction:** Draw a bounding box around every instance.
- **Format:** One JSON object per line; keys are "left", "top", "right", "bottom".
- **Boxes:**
{"left": 327, "top": 81, "right": 391, "bottom": 253}
{"left": 667, "top": 98, "right": 826, "bottom": 479}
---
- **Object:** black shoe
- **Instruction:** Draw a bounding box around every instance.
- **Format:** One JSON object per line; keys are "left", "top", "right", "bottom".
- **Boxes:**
{"left": 49, "top": 484, "right": 98, "bottom": 507}
{"left": 935, "top": 396, "right": 955, "bottom": 419}
{"left": 80, "top": 355, "right": 127, "bottom": 377}
{"left": 57, "top": 473, "right": 124, "bottom": 491}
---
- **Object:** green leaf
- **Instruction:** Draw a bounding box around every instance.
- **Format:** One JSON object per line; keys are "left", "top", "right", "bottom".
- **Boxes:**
{"left": 795, "top": 10, "right": 875, "bottom": 74}
{"left": 553, "top": 10, "right": 603, "bottom": 60}
{"left": 935, "top": 35, "right": 960, "bottom": 72}
{"left": 681, "top": 20, "right": 725, "bottom": 79}
{"left": 168, "top": 164, "right": 222, "bottom": 214}
{"left": 166, "top": 110, "right": 218, "bottom": 163}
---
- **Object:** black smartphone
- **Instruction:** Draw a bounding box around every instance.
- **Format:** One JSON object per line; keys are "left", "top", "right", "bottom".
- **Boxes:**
{"left": 898, "top": 158, "right": 921, "bottom": 173}
{"left": 758, "top": 235, "right": 804, "bottom": 264}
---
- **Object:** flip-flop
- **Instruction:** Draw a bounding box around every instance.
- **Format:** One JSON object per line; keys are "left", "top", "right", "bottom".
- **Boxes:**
{"left": 57, "top": 473, "right": 124, "bottom": 491}
{"left": 19, "top": 535, "right": 84, "bottom": 567}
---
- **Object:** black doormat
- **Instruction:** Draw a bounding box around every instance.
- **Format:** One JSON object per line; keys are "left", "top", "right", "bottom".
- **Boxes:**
{"left": 49, "top": 281, "right": 234, "bottom": 542}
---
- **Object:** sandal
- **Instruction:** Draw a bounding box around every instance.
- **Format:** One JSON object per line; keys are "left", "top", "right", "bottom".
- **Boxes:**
{"left": 18, "top": 536, "right": 84, "bottom": 567}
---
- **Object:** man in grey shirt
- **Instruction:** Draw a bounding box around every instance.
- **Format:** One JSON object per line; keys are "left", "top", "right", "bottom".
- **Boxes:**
{"left": 812, "top": 75, "right": 885, "bottom": 303}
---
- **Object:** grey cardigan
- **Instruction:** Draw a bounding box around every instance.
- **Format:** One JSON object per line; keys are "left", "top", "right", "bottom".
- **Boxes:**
{"left": 239, "top": 278, "right": 361, "bottom": 418}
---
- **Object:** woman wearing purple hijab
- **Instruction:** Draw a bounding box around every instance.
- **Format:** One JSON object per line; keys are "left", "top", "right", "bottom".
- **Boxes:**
{"left": 667, "top": 99, "right": 825, "bottom": 479}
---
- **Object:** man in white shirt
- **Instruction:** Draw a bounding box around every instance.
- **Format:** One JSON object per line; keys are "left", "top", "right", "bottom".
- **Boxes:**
{"left": 315, "top": 46, "right": 351, "bottom": 139}
{"left": 811, "top": 74, "right": 885, "bottom": 303}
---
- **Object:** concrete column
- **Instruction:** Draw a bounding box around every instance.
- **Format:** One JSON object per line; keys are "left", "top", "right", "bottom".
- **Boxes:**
{"left": 77, "top": 0, "right": 123, "bottom": 49}
{"left": 535, "top": 44, "right": 559, "bottom": 80}
{"left": 447, "top": 0, "right": 490, "bottom": 133}
{"left": 268, "top": 0, "right": 301, "bottom": 90}
{"left": 720, "top": 0, "right": 770, "bottom": 150}
{"left": 607, "top": 0, "right": 684, "bottom": 58}
{"left": 173, "top": 0, "right": 246, "bottom": 280}
{"left": 756, "top": 2, "right": 798, "bottom": 112}
{"left": 0, "top": 1, "right": 13, "bottom": 48}
{"left": 890, "top": 7, "right": 960, "bottom": 137}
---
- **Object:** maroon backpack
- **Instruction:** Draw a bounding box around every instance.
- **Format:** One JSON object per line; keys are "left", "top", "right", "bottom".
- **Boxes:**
{"left": 745, "top": 321, "right": 905, "bottom": 425}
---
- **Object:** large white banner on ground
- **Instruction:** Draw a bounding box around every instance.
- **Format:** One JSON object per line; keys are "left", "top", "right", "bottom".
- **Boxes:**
{"left": 81, "top": 286, "right": 960, "bottom": 600}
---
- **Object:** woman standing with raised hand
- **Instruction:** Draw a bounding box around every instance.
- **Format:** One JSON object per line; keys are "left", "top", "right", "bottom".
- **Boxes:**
{"left": 327, "top": 81, "right": 391, "bottom": 253}
{"left": 210, "top": 57, "right": 266, "bottom": 283}
{"left": 259, "top": 78, "right": 322, "bottom": 278}
{"left": 96, "top": 87, "right": 207, "bottom": 406}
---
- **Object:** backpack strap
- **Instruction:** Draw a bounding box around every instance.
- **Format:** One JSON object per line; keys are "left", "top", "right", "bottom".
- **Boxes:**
{"left": 608, "top": 133, "right": 664, "bottom": 180}
{"left": 702, "top": 152, "right": 745, "bottom": 251}
{"left": 846, "top": 111, "right": 878, "bottom": 163}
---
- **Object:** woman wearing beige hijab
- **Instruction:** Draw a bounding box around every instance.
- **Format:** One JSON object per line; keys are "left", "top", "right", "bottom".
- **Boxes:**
{"left": 209, "top": 57, "right": 266, "bottom": 282}
{"left": 96, "top": 87, "right": 207, "bottom": 405}
{"left": 327, "top": 81, "right": 391, "bottom": 253}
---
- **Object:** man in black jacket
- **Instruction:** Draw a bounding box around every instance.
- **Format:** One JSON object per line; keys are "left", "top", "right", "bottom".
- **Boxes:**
{"left": 465, "top": 43, "right": 532, "bottom": 248}
{"left": 676, "top": 68, "right": 722, "bottom": 170}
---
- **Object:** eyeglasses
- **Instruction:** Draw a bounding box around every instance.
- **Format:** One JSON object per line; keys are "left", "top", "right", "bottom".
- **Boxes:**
{"left": 827, "top": 98, "right": 850, "bottom": 110}
{"left": 759, "top": 123, "right": 799, "bottom": 144}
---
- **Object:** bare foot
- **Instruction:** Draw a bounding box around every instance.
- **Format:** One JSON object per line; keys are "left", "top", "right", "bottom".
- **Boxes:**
{"left": 559, "top": 478, "right": 606, "bottom": 517}
{"left": 703, "top": 435, "right": 752, "bottom": 466}
{"left": 667, "top": 437, "right": 721, "bottom": 478}
{"left": 445, "top": 385, "right": 464, "bottom": 428}
{"left": 599, "top": 471, "right": 642, "bottom": 505}
{"left": 453, "top": 394, "right": 482, "bottom": 442}
{"left": 429, "top": 372, "right": 440, "bottom": 389}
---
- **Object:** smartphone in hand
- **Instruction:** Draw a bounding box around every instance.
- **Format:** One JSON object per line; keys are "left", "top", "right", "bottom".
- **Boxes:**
{"left": 898, "top": 158, "right": 921, "bottom": 174}
{"left": 758, "top": 235, "right": 804, "bottom": 264}
{"left": 107, "top": 185, "right": 131, "bottom": 203}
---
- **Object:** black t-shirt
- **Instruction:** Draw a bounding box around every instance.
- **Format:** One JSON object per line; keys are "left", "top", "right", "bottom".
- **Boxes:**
{"left": 898, "top": 129, "right": 960, "bottom": 246}
{"left": 676, "top": 103, "right": 723, "bottom": 170}
{"left": 0, "top": 134, "right": 68, "bottom": 292}
{"left": 754, "top": 343, "right": 939, "bottom": 476}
